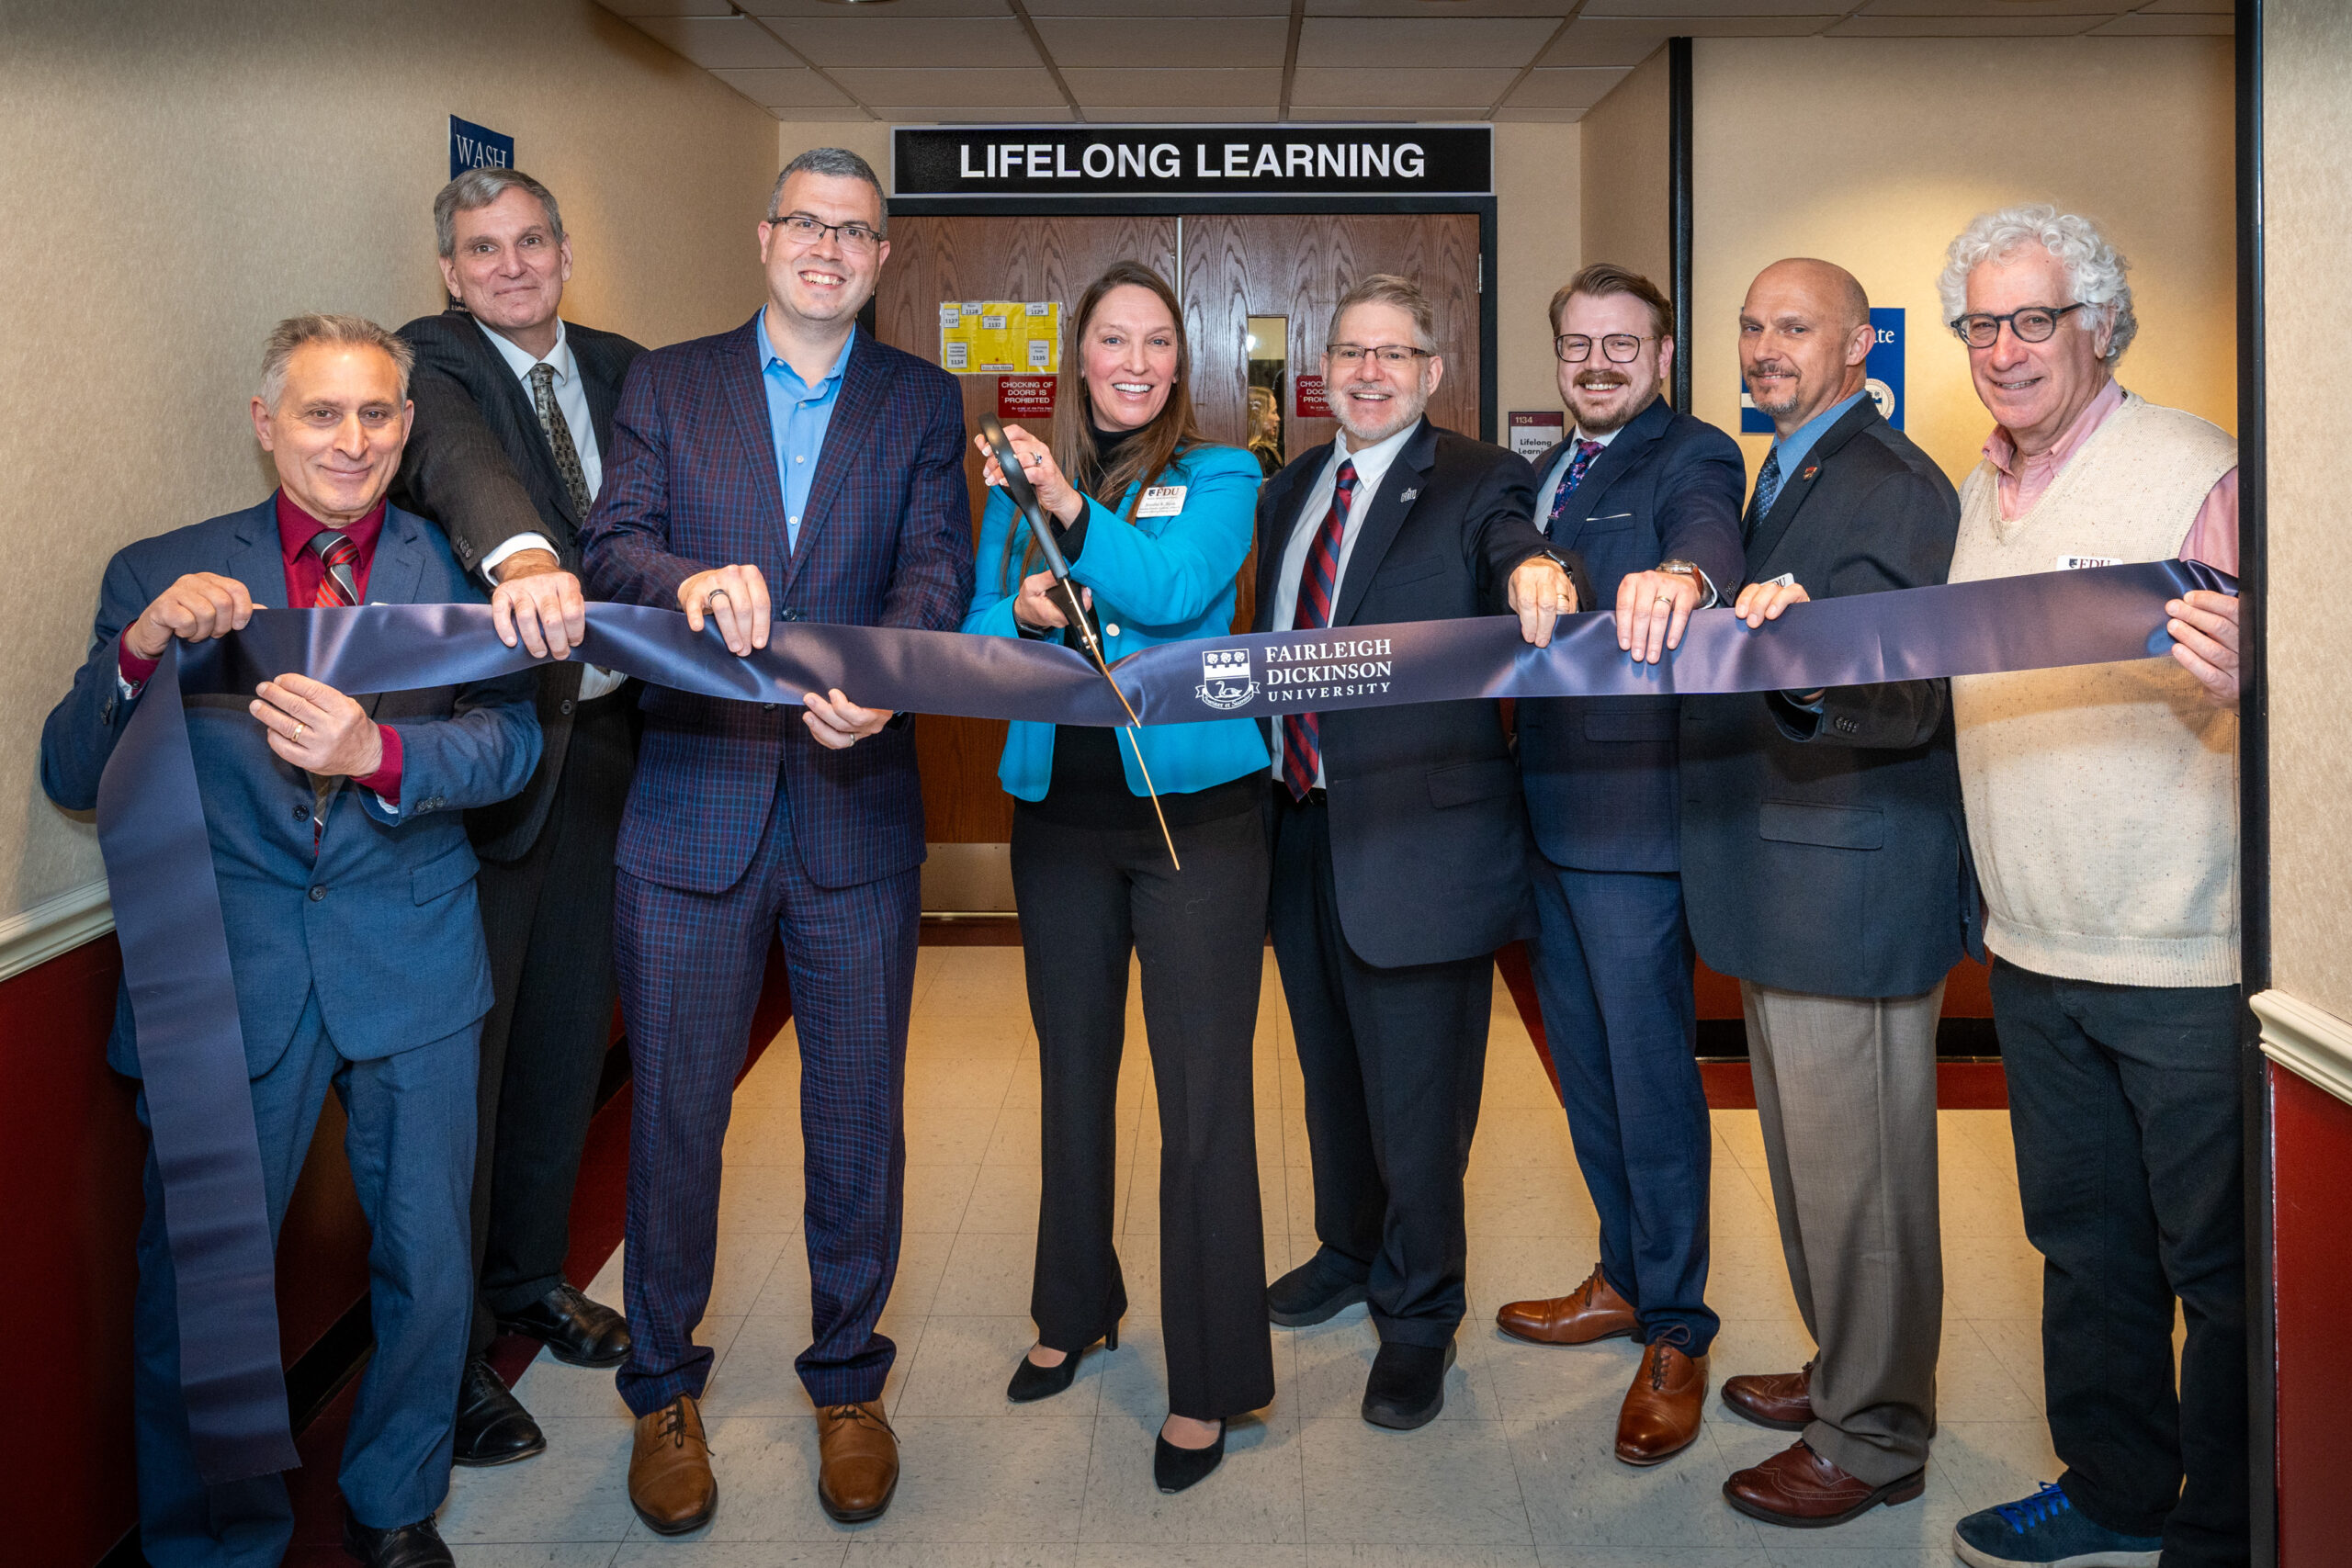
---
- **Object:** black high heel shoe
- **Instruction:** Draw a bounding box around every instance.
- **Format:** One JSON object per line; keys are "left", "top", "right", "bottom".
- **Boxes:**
{"left": 1006, "top": 1323, "right": 1118, "bottom": 1404}
{"left": 1154, "top": 1417, "right": 1227, "bottom": 1494}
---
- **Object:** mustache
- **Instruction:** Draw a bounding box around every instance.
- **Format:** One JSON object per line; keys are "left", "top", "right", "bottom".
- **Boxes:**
{"left": 1573, "top": 371, "right": 1631, "bottom": 389}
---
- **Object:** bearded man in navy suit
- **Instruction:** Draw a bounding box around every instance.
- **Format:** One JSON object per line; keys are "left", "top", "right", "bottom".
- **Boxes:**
{"left": 579, "top": 147, "right": 973, "bottom": 1534}
{"left": 1496, "top": 265, "right": 1746, "bottom": 1467}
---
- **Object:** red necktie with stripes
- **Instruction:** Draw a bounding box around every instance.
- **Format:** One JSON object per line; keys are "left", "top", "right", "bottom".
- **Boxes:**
{"left": 1281, "top": 459, "right": 1357, "bottom": 801}
{"left": 306, "top": 529, "right": 360, "bottom": 606}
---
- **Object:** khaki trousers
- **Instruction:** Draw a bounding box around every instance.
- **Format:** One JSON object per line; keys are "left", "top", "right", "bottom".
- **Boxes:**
{"left": 1741, "top": 980, "right": 1945, "bottom": 1484}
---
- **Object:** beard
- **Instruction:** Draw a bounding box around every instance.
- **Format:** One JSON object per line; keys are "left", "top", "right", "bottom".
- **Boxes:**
{"left": 1566, "top": 371, "right": 1647, "bottom": 434}
{"left": 1743, "top": 363, "right": 1804, "bottom": 421}
{"left": 1333, "top": 381, "right": 1426, "bottom": 446}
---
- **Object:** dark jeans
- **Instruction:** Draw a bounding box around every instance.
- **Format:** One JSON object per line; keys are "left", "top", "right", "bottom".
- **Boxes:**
{"left": 1991, "top": 958, "right": 2246, "bottom": 1567}
{"left": 1012, "top": 802, "right": 1276, "bottom": 1421}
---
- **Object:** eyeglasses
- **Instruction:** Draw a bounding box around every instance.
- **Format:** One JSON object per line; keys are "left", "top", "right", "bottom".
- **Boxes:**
{"left": 764, "top": 211, "right": 884, "bottom": 254}
{"left": 1555, "top": 333, "right": 1656, "bottom": 365}
{"left": 1328, "top": 343, "right": 1433, "bottom": 367}
{"left": 1948, "top": 302, "right": 2088, "bottom": 349}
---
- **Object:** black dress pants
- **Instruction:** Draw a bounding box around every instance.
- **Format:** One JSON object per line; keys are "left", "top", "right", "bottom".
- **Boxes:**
{"left": 1268, "top": 790, "right": 1492, "bottom": 1348}
{"left": 1012, "top": 803, "right": 1276, "bottom": 1421}
{"left": 468, "top": 689, "right": 636, "bottom": 1356}
{"left": 1991, "top": 958, "right": 2247, "bottom": 1567}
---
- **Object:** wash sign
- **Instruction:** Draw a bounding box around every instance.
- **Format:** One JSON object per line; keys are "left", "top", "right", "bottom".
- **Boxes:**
{"left": 449, "top": 116, "right": 514, "bottom": 181}
{"left": 1742, "top": 308, "right": 1905, "bottom": 434}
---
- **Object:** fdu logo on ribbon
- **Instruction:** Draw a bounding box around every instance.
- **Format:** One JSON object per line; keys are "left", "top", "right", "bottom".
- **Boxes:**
{"left": 1742, "top": 307, "right": 1904, "bottom": 434}
{"left": 1196, "top": 649, "right": 1258, "bottom": 711}
{"left": 449, "top": 115, "right": 514, "bottom": 181}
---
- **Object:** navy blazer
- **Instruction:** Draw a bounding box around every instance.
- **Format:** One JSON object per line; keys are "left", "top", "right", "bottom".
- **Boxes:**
{"left": 1255, "top": 418, "right": 1590, "bottom": 969}
{"left": 1516, "top": 395, "right": 1746, "bottom": 874}
{"left": 40, "top": 498, "right": 543, "bottom": 1077}
{"left": 1678, "top": 400, "right": 1977, "bottom": 998}
{"left": 580, "top": 318, "right": 975, "bottom": 894}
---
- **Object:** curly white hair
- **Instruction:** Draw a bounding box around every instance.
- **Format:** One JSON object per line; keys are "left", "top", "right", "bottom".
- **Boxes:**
{"left": 1937, "top": 204, "right": 2137, "bottom": 366}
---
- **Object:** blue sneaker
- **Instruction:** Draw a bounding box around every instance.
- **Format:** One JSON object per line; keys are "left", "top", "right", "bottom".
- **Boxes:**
{"left": 1953, "top": 1483, "right": 2163, "bottom": 1567}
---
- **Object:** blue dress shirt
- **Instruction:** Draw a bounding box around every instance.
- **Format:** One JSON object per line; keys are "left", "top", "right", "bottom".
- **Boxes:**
{"left": 759, "top": 312, "right": 855, "bottom": 552}
{"left": 1764, "top": 389, "right": 1868, "bottom": 483}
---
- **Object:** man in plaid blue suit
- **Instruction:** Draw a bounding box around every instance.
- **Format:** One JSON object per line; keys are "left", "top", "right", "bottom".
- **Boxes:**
{"left": 579, "top": 148, "right": 973, "bottom": 1532}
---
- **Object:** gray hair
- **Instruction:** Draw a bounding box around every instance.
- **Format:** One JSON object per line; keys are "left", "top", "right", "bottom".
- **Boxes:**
{"left": 769, "top": 146, "right": 887, "bottom": 227}
{"left": 259, "top": 313, "right": 414, "bottom": 408}
{"left": 1329, "top": 273, "right": 1437, "bottom": 353}
{"left": 435, "top": 167, "right": 564, "bottom": 259}
{"left": 1939, "top": 204, "right": 2137, "bottom": 365}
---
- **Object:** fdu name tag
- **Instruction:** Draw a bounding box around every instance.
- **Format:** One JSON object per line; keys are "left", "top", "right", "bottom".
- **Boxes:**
{"left": 1136, "top": 485, "right": 1187, "bottom": 518}
{"left": 2057, "top": 555, "right": 2121, "bottom": 570}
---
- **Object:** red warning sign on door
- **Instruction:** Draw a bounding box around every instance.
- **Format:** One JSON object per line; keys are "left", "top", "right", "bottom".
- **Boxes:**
{"left": 998, "top": 375, "right": 1057, "bottom": 422}
{"left": 1294, "top": 374, "right": 1331, "bottom": 419}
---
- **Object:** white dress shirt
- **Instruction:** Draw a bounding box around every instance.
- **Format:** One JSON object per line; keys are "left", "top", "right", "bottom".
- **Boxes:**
{"left": 473, "top": 318, "right": 625, "bottom": 699}
{"left": 1266, "top": 418, "right": 1419, "bottom": 784}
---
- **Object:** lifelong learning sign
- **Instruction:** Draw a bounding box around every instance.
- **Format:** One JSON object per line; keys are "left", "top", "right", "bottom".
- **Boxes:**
{"left": 893, "top": 125, "right": 1493, "bottom": 198}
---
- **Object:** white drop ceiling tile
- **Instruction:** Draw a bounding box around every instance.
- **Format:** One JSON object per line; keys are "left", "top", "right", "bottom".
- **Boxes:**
{"left": 2135, "top": 0, "right": 2231, "bottom": 11}
{"left": 1304, "top": 0, "right": 1590, "bottom": 16}
{"left": 710, "top": 66, "right": 859, "bottom": 107}
{"left": 626, "top": 14, "right": 804, "bottom": 69}
{"left": 1506, "top": 64, "right": 1634, "bottom": 109}
{"left": 831, "top": 67, "right": 1067, "bottom": 106}
{"left": 749, "top": 0, "right": 1012, "bottom": 16}
{"left": 1539, "top": 14, "right": 1832, "bottom": 65}
{"left": 1034, "top": 17, "right": 1293, "bottom": 67}
{"left": 872, "top": 105, "right": 1078, "bottom": 123}
{"left": 1284, "top": 104, "right": 1498, "bottom": 120}
{"left": 1295, "top": 17, "right": 1562, "bottom": 69}
{"left": 610, "top": 0, "right": 733, "bottom": 17}
{"left": 1059, "top": 67, "right": 1285, "bottom": 106}
{"left": 1289, "top": 66, "right": 1521, "bottom": 106}
{"left": 763, "top": 17, "right": 1044, "bottom": 68}
{"left": 1826, "top": 12, "right": 2099, "bottom": 33}
{"left": 1083, "top": 105, "right": 1283, "bottom": 121}
{"left": 1855, "top": 0, "right": 2125, "bottom": 15}
{"left": 2087, "top": 9, "right": 2232, "bottom": 30}
{"left": 1024, "top": 0, "right": 1291, "bottom": 14}
{"left": 1583, "top": 0, "right": 1860, "bottom": 17}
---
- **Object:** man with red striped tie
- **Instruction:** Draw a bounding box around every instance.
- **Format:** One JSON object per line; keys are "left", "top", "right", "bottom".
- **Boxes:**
{"left": 1253, "top": 274, "right": 1589, "bottom": 1431}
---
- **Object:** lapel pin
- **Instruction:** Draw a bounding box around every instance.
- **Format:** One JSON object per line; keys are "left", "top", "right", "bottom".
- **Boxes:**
{"left": 1399, "top": 489, "right": 1419, "bottom": 503}
{"left": 1801, "top": 465, "right": 1819, "bottom": 480}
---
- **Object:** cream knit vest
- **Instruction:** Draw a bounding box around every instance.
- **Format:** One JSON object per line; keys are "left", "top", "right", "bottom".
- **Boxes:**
{"left": 1949, "top": 390, "right": 2240, "bottom": 987}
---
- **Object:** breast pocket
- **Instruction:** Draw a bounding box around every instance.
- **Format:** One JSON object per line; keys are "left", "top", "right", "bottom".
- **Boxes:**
{"left": 1576, "top": 511, "right": 1637, "bottom": 536}
{"left": 1374, "top": 555, "right": 1448, "bottom": 592}
{"left": 1758, "top": 800, "right": 1884, "bottom": 852}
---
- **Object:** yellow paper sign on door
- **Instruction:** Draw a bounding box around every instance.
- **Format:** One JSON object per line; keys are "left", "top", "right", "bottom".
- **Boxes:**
{"left": 940, "top": 300, "right": 1060, "bottom": 375}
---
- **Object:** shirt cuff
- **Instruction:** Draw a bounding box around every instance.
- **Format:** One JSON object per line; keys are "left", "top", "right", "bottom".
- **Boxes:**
{"left": 480, "top": 532, "right": 562, "bottom": 585}
{"left": 117, "top": 635, "right": 160, "bottom": 697}
{"left": 352, "top": 725, "right": 402, "bottom": 807}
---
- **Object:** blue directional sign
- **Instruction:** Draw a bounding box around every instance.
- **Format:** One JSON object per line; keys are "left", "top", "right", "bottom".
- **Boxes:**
{"left": 449, "top": 116, "right": 514, "bottom": 181}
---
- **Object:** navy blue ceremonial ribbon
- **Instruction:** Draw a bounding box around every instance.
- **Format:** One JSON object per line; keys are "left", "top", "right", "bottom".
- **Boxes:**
{"left": 102, "top": 558, "right": 2229, "bottom": 1481}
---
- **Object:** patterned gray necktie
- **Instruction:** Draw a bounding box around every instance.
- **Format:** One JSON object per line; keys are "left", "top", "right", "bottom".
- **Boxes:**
{"left": 529, "top": 362, "right": 593, "bottom": 519}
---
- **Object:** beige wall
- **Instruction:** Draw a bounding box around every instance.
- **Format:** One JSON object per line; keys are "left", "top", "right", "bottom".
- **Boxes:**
{"left": 1579, "top": 50, "right": 1672, "bottom": 297}
{"left": 2265, "top": 0, "right": 2352, "bottom": 1022}
{"left": 1495, "top": 123, "right": 1583, "bottom": 428}
{"left": 0, "top": 0, "right": 777, "bottom": 919}
{"left": 1689, "top": 37, "right": 2236, "bottom": 489}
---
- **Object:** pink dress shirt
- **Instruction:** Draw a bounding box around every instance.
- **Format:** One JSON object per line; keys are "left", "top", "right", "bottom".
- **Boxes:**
{"left": 1980, "top": 378, "right": 2238, "bottom": 574}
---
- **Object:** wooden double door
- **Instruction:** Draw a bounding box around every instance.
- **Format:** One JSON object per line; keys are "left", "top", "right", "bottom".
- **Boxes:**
{"left": 873, "top": 211, "right": 1483, "bottom": 908}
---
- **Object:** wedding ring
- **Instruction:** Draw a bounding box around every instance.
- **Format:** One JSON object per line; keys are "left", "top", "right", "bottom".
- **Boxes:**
{"left": 705, "top": 588, "right": 731, "bottom": 614}
{"left": 292, "top": 721, "right": 306, "bottom": 742}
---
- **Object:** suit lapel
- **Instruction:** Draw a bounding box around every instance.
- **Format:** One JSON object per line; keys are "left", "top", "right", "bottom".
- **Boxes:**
{"left": 1556, "top": 399, "right": 1668, "bottom": 537}
{"left": 782, "top": 328, "right": 885, "bottom": 596}
{"left": 1748, "top": 398, "right": 1880, "bottom": 574}
{"left": 1332, "top": 419, "right": 1437, "bottom": 628}
{"left": 353, "top": 509, "right": 431, "bottom": 720}
{"left": 456, "top": 310, "right": 571, "bottom": 518}
{"left": 717, "top": 312, "right": 794, "bottom": 558}
{"left": 577, "top": 325, "right": 624, "bottom": 461}
{"left": 228, "top": 499, "right": 288, "bottom": 609}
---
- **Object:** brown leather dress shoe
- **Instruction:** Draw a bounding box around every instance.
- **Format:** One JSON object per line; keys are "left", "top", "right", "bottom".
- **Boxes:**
{"left": 817, "top": 1400, "right": 900, "bottom": 1523}
{"left": 1721, "top": 1360, "right": 1815, "bottom": 1431}
{"left": 1496, "top": 1265, "right": 1639, "bottom": 1346}
{"left": 1723, "top": 1438, "right": 1925, "bottom": 1529}
{"left": 1615, "top": 1339, "right": 1707, "bottom": 1465}
{"left": 628, "top": 1394, "right": 717, "bottom": 1535}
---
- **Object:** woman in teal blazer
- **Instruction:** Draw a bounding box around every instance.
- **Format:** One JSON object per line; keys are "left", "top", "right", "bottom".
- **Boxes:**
{"left": 961, "top": 261, "right": 1272, "bottom": 1495}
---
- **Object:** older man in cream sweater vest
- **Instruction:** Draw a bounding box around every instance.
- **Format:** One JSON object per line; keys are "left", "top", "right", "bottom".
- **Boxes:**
{"left": 1939, "top": 207, "right": 2245, "bottom": 1568}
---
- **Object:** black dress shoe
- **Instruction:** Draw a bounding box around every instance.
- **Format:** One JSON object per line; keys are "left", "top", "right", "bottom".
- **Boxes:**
{"left": 1266, "top": 1251, "right": 1371, "bottom": 1327}
{"left": 343, "top": 1510, "right": 455, "bottom": 1568}
{"left": 1155, "top": 1418, "right": 1227, "bottom": 1494}
{"left": 1362, "top": 1339, "right": 1457, "bottom": 1431}
{"left": 1007, "top": 1323, "right": 1118, "bottom": 1403}
{"left": 497, "top": 1282, "right": 631, "bottom": 1368}
{"left": 453, "top": 1355, "right": 545, "bottom": 1467}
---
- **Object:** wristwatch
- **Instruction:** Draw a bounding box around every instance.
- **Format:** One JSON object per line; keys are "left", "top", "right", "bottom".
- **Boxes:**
{"left": 1654, "top": 558, "right": 1714, "bottom": 607}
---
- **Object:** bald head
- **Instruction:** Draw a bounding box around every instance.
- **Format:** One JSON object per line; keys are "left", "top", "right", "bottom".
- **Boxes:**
{"left": 1738, "top": 258, "right": 1877, "bottom": 437}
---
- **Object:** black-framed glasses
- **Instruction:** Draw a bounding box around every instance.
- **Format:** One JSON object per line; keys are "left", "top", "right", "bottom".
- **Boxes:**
{"left": 764, "top": 211, "right": 884, "bottom": 254}
{"left": 1555, "top": 333, "right": 1656, "bottom": 365}
{"left": 1328, "top": 343, "right": 1433, "bottom": 367}
{"left": 1949, "top": 302, "right": 2088, "bottom": 349}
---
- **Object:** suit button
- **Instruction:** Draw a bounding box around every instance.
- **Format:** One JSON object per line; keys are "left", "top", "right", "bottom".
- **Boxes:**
{"left": 292, "top": 804, "right": 309, "bottom": 821}
{"left": 560, "top": 698, "right": 574, "bottom": 715}
{"left": 1104, "top": 623, "right": 1121, "bottom": 637}
{"left": 308, "top": 886, "right": 326, "bottom": 902}
{"left": 763, "top": 703, "right": 778, "bottom": 712}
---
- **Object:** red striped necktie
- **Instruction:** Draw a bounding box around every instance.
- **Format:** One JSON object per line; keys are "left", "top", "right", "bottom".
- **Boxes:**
{"left": 306, "top": 529, "right": 360, "bottom": 607}
{"left": 1281, "top": 458, "right": 1357, "bottom": 801}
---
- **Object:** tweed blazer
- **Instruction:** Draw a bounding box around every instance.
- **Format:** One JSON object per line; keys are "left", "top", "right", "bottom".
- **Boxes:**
{"left": 580, "top": 317, "right": 975, "bottom": 893}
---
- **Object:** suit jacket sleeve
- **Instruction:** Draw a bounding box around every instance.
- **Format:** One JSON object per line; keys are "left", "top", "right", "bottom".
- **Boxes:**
{"left": 1657, "top": 428, "right": 1748, "bottom": 599}
{"left": 1776, "top": 466, "right": 1956, "bottom": 750}
{"left": 578, "top": 356, "right": 703, "bottom": 609}
{"left": 878, "top": 371, "right": 977, "bottom": 633}
{"left": 1467, "top": 451, "right": 1593, "bottom": 615}
{"left": 357, "top": 670, "right": 543, "bottom": 825}
{"left": 40, "top": 549, "right": 159, "bottom": 812}
{"left": 390, "top": 332, "right": 554, "bottom": 578}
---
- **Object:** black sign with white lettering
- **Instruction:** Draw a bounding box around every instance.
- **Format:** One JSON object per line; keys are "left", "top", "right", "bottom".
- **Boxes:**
{"left": 892, "top": 125, "right": 1492, "bottom": 198}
